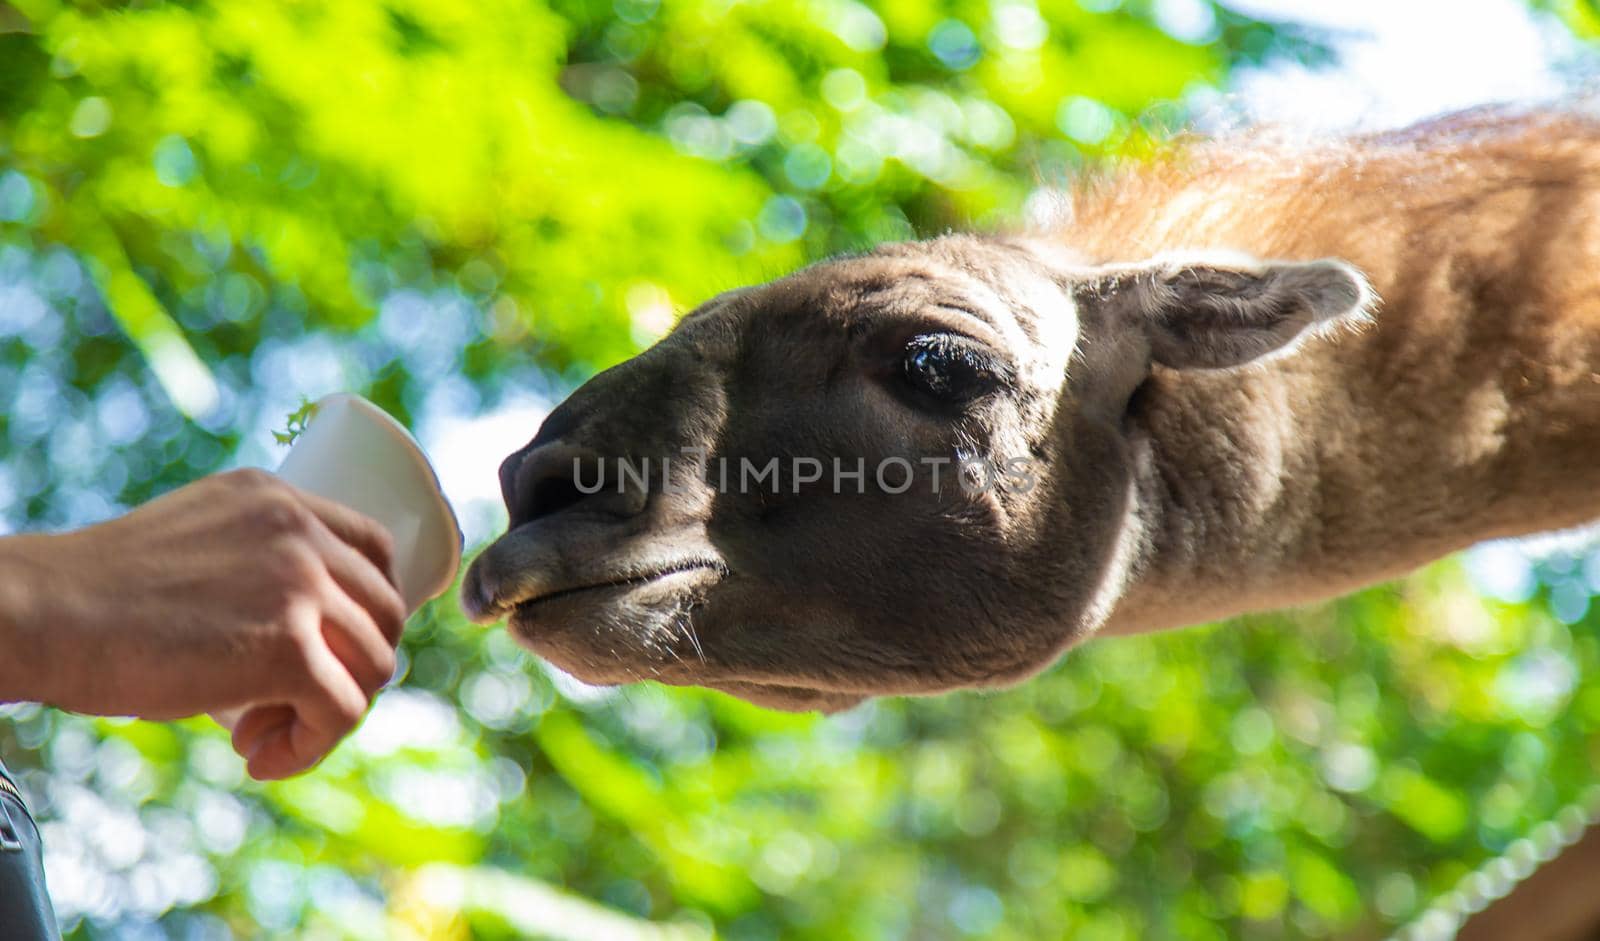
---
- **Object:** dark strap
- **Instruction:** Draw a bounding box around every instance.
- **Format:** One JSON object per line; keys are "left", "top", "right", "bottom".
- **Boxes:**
{"left": 0, "top": 758, "right": 62, "bottom": 941}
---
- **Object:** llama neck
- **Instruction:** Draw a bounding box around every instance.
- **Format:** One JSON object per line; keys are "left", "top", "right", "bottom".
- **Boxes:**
{"left": 1095, "top": 127, "right": 1600, "bottom": 635}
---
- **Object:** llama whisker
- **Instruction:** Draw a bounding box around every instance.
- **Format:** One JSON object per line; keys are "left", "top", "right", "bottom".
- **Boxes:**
{"left": 684, "top": 621, "right": 706, "bottom": 664}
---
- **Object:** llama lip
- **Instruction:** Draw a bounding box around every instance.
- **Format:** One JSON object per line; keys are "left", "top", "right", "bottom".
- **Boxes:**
{"left": 510, "top": 559, "right": 726, "bottom": 613}
{"left": 459, "top": 515, "right": 725, "bottom": 623}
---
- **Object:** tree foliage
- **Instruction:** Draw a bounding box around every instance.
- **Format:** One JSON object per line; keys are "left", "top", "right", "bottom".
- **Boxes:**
{"left": 1, "top": 1, "right": 1596, "bottom": 939}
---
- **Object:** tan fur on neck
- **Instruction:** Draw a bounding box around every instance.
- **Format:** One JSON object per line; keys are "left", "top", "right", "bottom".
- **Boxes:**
{"left": 1084, "top": 109, "right": 1600, "bottom": 633}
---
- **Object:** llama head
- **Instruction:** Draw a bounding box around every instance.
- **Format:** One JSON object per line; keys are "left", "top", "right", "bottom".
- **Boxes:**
{"left": 462, "top": 235, "right": 1371, "bottom": 711}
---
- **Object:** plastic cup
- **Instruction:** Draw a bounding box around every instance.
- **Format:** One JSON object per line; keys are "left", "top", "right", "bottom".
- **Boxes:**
{"left": 274, "top": 393, "right": 463, "bottom": 613}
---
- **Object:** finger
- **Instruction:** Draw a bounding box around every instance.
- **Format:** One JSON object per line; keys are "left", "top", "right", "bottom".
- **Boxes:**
{"left": 231, "top": 704, "right": 294, "bottom": 769}
{"left": 317, "top": 579, "right": 399, "bottom": 696}
{"left": 304, "top": 519, "right": 407, "bottom": 647}
{"left": 249, "top": 641, "right": 370, "bottom": 781}
{"left": 210, "top": 706, "right": 247, "bottom": 732}
{"left": 291, "top": 488, "right": 401, "bottom": 590}
{"left": 244, "top": 724, "right": 301, "bottom": 782}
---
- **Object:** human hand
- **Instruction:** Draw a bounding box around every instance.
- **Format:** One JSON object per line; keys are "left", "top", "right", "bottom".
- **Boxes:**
{"left": 0, "top": 469, "right": 407, "bottom": 780}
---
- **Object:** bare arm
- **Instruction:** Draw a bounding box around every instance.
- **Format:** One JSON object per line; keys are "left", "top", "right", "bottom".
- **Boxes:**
{"left": 0, "top": 469, "right": 407, "bottom": 781}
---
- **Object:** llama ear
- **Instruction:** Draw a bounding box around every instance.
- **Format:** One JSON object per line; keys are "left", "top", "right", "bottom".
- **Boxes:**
{"left": 1127, "top": 255, "right": 1373, "bottom": 370}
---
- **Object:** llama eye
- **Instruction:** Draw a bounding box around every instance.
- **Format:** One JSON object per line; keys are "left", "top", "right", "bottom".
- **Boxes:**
{"left": 899, "top": 334, "right": 1004, "bottom": 405}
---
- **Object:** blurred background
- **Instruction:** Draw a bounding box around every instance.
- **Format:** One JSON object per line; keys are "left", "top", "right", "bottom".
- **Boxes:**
{"left": 3, "top": 0, "right": 1600, "bottom": 938}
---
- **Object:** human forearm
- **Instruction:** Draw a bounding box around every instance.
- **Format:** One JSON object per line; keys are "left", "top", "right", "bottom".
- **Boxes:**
{"left": 0, "top": 533, "right": 66, "bottom": 707}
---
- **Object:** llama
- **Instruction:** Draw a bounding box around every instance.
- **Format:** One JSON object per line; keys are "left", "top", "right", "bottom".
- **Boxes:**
{"left": 463, "top": 109, "right": 1600, "bottom": 712}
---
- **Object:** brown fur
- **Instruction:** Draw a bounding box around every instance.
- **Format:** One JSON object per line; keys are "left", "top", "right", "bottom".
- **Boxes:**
{"left": 1081, "top": 109, "right": 1600, "bottom": 633}
{"left": 462, "top": 109, "right": 1600, "bottom": 711}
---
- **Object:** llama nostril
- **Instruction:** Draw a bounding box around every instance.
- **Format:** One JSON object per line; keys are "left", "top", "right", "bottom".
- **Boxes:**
{"left": 505, "top": 445, "right": 616, "bottom": 529}
{"left": 524, "top": 473, "right": 588, "bottom": 522}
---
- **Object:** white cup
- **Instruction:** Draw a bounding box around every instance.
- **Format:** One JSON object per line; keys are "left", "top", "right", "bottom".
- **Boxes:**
{"left": 274, "top": 393, "right": 463, "bottom": 614}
